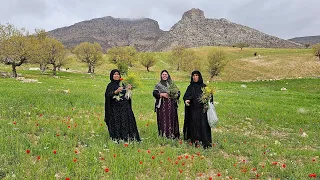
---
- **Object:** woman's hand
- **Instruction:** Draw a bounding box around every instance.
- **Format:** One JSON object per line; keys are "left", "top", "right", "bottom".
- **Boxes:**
{"left": 115, "top": 87, "right": 124, "bottom": 94}
{"left": 160, "top": 93, "right": 169, "bottom": 99}
{"left": 185, "top": 100, "right": 190, "bottom": 106}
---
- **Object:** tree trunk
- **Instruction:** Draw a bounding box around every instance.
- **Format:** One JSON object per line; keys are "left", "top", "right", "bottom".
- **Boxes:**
{"left": 12, "top": 63, "right": 17, "bottom": 78}
{"left": 147, "top": 66, "right": 150, "bottom": 72}
{"left": 88, "top": 64, "right": 92, "bottom": 73}
{"left": 40, "top": 63, "right": 46, "bottom": 73}
{"left": 177, "top": 63, "right": 180, "bottom": 71}
{"left": 52, "top": 64, "right": 57, "bottom": 76}
{"left": 92, "top": 65, "right": 95, "bottom": 74}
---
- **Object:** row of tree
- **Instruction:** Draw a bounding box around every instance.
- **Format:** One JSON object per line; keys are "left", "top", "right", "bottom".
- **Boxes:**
{"left": 3, "top": 23, "right": 318, "bottom": 78}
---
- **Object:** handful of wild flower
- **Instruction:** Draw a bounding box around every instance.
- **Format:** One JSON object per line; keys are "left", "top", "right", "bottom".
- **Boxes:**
{"left": 168, "top": 82, "right": 179, "bottom": 99}
{"left": 199, "top": 85, "right": 215, "bottom": 104}
{"left": 122, "top": 73, "right": 140, "bottom": 89}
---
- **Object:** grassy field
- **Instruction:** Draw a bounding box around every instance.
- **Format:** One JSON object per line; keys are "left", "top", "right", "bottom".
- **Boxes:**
{"left": 0, "top": 47, "right": 319, "bottom": 179}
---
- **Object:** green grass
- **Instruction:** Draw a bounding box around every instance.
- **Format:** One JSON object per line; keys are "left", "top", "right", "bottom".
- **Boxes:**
{"left": 0, "top": 47, "right": 319, "bottom": 179}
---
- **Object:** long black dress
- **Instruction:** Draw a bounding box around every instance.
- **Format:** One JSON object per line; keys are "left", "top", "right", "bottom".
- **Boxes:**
{"left": 104, "top": 69, "right": 140, "bottom": 142}
{"left": 183, "top": 71, "right": 212, "bottom": 148}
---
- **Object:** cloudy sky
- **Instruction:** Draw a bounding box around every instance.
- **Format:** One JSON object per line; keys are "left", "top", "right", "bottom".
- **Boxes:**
{"left": 0, "top": 0, "right": 319, "bottom": 39}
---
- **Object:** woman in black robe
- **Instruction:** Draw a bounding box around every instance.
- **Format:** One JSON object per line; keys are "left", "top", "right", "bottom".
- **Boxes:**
{"left": 153, "top": 70, "right": 180, "bottom": 138}
{"left": 104, "top": 69, "right": 140, "bottom": 142}
{"left": 183, "top": 70, "right": 212, "bottom": 148}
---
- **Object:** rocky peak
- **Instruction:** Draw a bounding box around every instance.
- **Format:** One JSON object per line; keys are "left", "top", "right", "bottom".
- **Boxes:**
{"left": 181, "top": 8, "right": 205, "bottom": 20}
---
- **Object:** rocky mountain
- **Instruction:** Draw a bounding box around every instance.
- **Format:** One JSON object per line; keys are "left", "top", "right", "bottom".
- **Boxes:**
{"left": 288, "top": 36, "right": 320, "bottom": 46}
{"left": 48, "top": 16, "right": 165, "bottom": 51}
{"left": 147, "top": 8, "right": 302, "bottom": 51}
{"left": 49, "top": 8, "right": 303, "bottom": 52}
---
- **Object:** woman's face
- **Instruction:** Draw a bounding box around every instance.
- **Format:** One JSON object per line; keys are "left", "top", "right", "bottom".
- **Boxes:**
{"left": 193, "top": 74, "right": 199, "bottom": 82}
{"left": 161, "top": 72, "right": 168, "bottom": 81}
{"left": 113, "top": 72, "right": 120, "bottom": 80}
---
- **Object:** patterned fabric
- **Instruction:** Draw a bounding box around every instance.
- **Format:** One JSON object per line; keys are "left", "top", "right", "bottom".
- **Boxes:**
{"left": 156, "top": 98, "right": 180, "bottom": 138}
{"left": 108, "top": 99, "right": 140, "bottom": 141}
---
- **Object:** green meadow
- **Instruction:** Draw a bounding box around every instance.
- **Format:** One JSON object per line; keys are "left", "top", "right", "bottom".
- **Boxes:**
{"left": 0, "top": 47, "right": 319, "bottom": 179}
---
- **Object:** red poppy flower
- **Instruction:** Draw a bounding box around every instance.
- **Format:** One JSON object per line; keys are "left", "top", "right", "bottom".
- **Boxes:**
{"left": 209, "top": 177, "right": 213, "bottom": 180}
{"left": 152, "top": 156, "right": 155, "bottom": 160}
{"left": 308, "top": 173, "right": 316, "bottom": 178}
{"left": 26, "top": 149, "right": 30, "bottom": 154}
{"left": 282, "top": 164, "right": 286, "bottom": 168}
{"left": 100, "top": 123, "right": 102, "bottom": 126}
{"left": 36, "top": 123, "right": 39, "bottom": 126}
{"left": 37, "top": 156, "right": 41, "bottom": 160}
{"left": 233, "top": 163, "right": 237, "bottom": 167}
{"left": 229, "top": 176, "right": 233, "bottom": 179}
{"left": 196, "top": 152, "right": 200, "bottom": 156}
{"left": 56, "top": 134, "right": 60, "bottom": 136}
{"left": 13, "top": 121, "right": 17, "bottom": 125}
{"left": 147, "top": 150, "right": 150, "bottom": 153}
{"left": 67, "top": 125, "right": 71, "bottom": 129}
{"left": 217, "top": 173, "right": 221, "bottom": 177}
{"left": 179, "top": 140, "right": 182, "bottom": 144}
{"left": 113, "top": 154, "right": 116, "bottom": 158}
{"left": 182, "top": 162, "right": 185, "bottom": 166}
{"left": 241, "top": 169, "right": 247, "bottom": 173}
{"left": 74, "top": 150, "right": 78, "bottom": 154}
{"left": 39, "top": 114, "right": 43, "bottom": 117}
{"left": 66, "top": 178, "right": 70, "bottom": 180}
{"left": 53, "top": 150, "right": 57, "bottom": 154}
{"left": 100, "top": 157, "right": 105, "bottom": 160}
{"left": 160, "top": 150, "right": 164, "bottom": 154}
{"left": 198, "top": 173, "right": 203, "bottom": 177}
{"left": 124, "top": 143, "right": 128, "bottom": 147}
{"left": 73, "top": 158, "right": 77, "bottom": 162}
{"left": 312, "top": 158, "right": 316, "bottom": 162}
{"left": 138, "top": 149, "right": 141, "bottom": 153}
{"left": 139, "top": 161, "right": 142, "bottom": 164}
{"left": 262, "top": 165, "right": 265, "bottom": 168}
{"left": 256, "top": 174, "right": 260, "bottom": 178}
{"left": 179, "top": 169, "right": 183, "bottom": 173}
{"left": 120, "top": 78, "right": 123, "bottom": 81}
{"left": 105, "top": 168, "right": 109, "bottom": 172}
{"left": 175, "top": 160, "right": 179, "bottom": 164}
{"left": 185, "top": 155, "right": 189, "bottom": 159}
{"left": 272, "top": 162, "right": 278, "bottom": 165}
{"left": 252, "top": 168, "right": 257, "bottom": 171}
{"left": 146, "top": 123, "right": 149, "bottom": 126}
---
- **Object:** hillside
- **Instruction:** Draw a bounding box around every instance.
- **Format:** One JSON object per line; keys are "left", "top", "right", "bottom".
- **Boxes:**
{"left": 49, "top": 8, "right": 302, "bottom": 51}
{"left": 289, "top": 35, "right": 320, "bottom": 46}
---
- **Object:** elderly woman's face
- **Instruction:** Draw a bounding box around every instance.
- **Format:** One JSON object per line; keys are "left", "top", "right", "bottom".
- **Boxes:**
{"left": 113, "top": 72, "right": 120, "bottom": 80}
{"left": 192, "top": 74, "right": 199, "bottom": 82}
{"left": 161, "top": 72, "right": 168, "bottom": 81}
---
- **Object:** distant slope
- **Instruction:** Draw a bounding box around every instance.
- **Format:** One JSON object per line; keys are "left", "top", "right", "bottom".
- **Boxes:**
{"left": 48, "top": 16, "right": 165, "bottom": 51}
{"left": 288, "top": 36, "right": 320, "bottom": 45}
{"left": 147, "top": 8, "right": 302, "bottom": 51}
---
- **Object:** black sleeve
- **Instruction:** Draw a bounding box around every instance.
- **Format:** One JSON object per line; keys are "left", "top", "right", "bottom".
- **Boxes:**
{"left": 153, "top": 89, "right": 160, "bottom": 99}
{"left": 183, "top": 85, "right": 193, "bottom": 101}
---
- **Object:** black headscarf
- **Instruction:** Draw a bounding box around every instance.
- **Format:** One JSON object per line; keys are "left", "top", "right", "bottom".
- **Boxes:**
{"left": 160, "top": 70, "right": 172, "bottom": 87}
{"left": 110, "top": 69, "right": 121, "bottom": 83}
{"left": 190, "top": 70, "right": 204, "bottom": 86}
